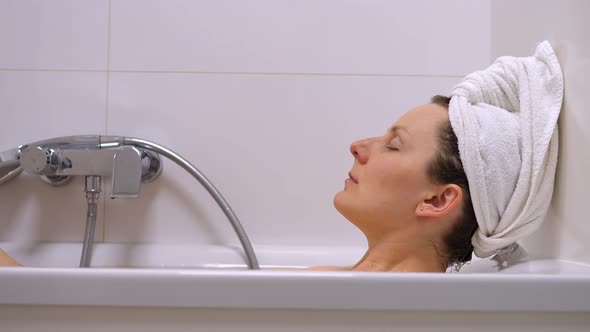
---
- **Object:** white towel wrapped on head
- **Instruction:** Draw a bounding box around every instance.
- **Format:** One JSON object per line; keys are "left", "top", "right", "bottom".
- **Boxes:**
{"left": 448, "top": 41, "right": 564, "bottom": 261}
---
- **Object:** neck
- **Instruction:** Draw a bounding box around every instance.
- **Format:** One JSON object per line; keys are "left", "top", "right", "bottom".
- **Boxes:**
{"left": 353, "top": 228, "right": 448, "bottom": 273}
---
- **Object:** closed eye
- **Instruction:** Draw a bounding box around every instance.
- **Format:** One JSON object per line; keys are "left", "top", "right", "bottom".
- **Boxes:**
{"left": 386, "top": 137, "right": 401, "bottom": 151}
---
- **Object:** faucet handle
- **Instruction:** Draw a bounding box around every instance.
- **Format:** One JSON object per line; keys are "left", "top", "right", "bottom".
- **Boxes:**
{"left": 20, "top": 146, "right": 60, "bottom": 175}
{"left": 111, "top": 146, "right": 142, "bottom": 198}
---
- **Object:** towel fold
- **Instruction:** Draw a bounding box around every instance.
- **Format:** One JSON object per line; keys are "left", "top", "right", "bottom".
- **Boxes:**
{"left": 449, "top": 41, "right": 564, "bottom": 259}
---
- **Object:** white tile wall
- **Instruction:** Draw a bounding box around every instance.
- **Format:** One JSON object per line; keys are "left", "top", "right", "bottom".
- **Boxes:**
{"left": 0, "top": 0, "right": 490, "bottom": 247}
{"left": 0, "top": 0, "right": 109, "bottom": 70}
{"left": 109, "top": 0, "right": 490, "bottom": 75}
{"left": 106, "top": 72, "right": 460, "bottom": 245}
{"left": 0, "top": 71, "right": 108, "bottom": 242}
{"left": 491, "top": 0, "right": 590, "bottom": 263}
{"left": 0, "top": 71, "right": 108, "bottom": 146}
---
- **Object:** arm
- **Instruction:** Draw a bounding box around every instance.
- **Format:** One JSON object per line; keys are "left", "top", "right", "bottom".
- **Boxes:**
{"left": 0, "top": 248, "right": 21, "bottom": 267}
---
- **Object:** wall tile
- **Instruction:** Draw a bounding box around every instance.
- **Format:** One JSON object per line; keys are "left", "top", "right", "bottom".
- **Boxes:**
{"left": 0, "top": 71, "right": 108, "bottom": 146}
{"left": 491, "top": 0, "right": 590, "bottom": 263}
{"left": 110, "top": 0, "right": 490, "bottom": 75}
{"left": 0, "top": 0, "right": 109, "bottom": 70}
{"left": 106, "top": 72, "right": 460, "bottom": 245}
{"left": 0, "top": 1, "right": 493, "bottom": 253}
{"left": 0, "top": 71, "right": 107, "bottom": 242}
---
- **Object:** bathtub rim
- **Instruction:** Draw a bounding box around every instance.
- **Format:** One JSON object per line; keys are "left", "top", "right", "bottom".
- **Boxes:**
{"left": 1, "top": 266, "right": 590, "bottom": 312}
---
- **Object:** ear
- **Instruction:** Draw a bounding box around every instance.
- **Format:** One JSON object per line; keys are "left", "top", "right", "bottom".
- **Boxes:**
{"left": 415, "top": 184, "right": 463, "bottom": 218}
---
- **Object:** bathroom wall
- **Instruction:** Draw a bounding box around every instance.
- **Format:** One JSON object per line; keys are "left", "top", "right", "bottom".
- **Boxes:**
{"left": 491, "top": 0, "right": 590, "bottom": 264}
{"left": 0, "top": 1, "right": 490, "bottom": 251}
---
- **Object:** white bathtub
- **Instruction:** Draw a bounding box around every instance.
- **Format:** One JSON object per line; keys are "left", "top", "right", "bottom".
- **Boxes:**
{"left": 1, "top": 242, "right": 590, "bottom": 331}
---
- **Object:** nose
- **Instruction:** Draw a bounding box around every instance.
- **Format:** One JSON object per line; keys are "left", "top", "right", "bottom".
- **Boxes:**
{"left": 350, "top": 137, "right": 377, "bottom": 164}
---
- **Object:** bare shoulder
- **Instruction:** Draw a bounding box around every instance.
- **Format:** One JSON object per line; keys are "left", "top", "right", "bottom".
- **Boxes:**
{"left": 269, "top": 265, "right": 354, "bottom": 271}
{"left": 300, "top": 265, "right": 354, "bottom": 271}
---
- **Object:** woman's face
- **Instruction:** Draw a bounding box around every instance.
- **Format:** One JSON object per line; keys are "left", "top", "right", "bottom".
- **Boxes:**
{"left": 334, "top": 103, "right": 449, "bottom": 234}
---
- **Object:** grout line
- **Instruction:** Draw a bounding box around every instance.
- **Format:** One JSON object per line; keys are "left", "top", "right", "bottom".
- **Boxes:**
{"left": 100, "top": 70, "right": 466, "bottom": 79}
{"left": 488, "top": 0, "right": 494, "bottom": 63}
{"left": 105, "top": 0, "right": 112, "bottom": 136}
{"left": 0, "top": 68, "right": 105, "bottom": 73}
{"left": 0, "top": 68, "right": 464, "bottom": 78}
{"left": 102, "top": 0, "right": 113, "bottom": 243}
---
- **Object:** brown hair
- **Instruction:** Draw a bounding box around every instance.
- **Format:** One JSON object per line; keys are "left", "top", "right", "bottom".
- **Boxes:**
{"left": 428, "top": 95, "right": 478, "bottom": 269}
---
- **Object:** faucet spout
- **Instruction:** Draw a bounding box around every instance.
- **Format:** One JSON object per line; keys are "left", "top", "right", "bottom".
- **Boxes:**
{"left": 22, "top": 135, "right": 124, "bottom": 150}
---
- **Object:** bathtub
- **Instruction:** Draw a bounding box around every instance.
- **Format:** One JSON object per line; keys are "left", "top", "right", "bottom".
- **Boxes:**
{"left": 1, "top": 242, "right": 590, "bottom": 331}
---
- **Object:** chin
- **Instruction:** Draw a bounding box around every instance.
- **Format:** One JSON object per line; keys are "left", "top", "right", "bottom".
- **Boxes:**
{"left": 333, "top": 190, "right": 347, "bottom": 214}
{"left": 333, "top": 191, "right": 363, "bottom": 228}
{"left": 334, "top": 192, "right": 396, "bottom": 236}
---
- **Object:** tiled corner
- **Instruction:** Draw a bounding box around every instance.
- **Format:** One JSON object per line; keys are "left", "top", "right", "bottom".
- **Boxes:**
{"left": 109, "top": 0, "right": 490, "bottom": 75}
{"left": 0, "top": 0, "right": 109, "bottom": 70}
{"left": 492, "top": 0, "right": 590, "bottom": 263}
{"left": 0, "top": 70, "right": 108, "bottom": 242}
{"left": 105, "top": 71, "right": 460, "bottom": 245}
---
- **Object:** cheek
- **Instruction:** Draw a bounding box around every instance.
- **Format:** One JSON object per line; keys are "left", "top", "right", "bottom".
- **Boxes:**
{"left": 363, "top": 161, "right": 426, "bottom": 205}
{"left": 334, "top": 157, "right": 431, "bottom": 223}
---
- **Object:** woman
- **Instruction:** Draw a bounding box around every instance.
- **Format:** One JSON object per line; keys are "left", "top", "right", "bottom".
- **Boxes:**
{"left": 0, "top": 96, "right": 477, "bottom": 272}
{"left": 309, "top": 95, "right": 476, "bottom": 272}
{"left": 0, "top": 41, "right": 563, "bottom": 272}
{"left": 313, "top": 41, "right": 563, "bottom": 272}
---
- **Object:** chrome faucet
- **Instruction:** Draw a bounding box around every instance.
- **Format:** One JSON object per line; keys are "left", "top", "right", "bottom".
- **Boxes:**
{"left": 16, "top": 136, "right": 162, "bottom": 197}
{"left": 0, "top": 135, "right": 259, "bottom": 269}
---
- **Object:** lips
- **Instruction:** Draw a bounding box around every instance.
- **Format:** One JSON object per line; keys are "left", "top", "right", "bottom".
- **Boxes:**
{"left": 348, "top": 172, "right": 358, "bottom": 184}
